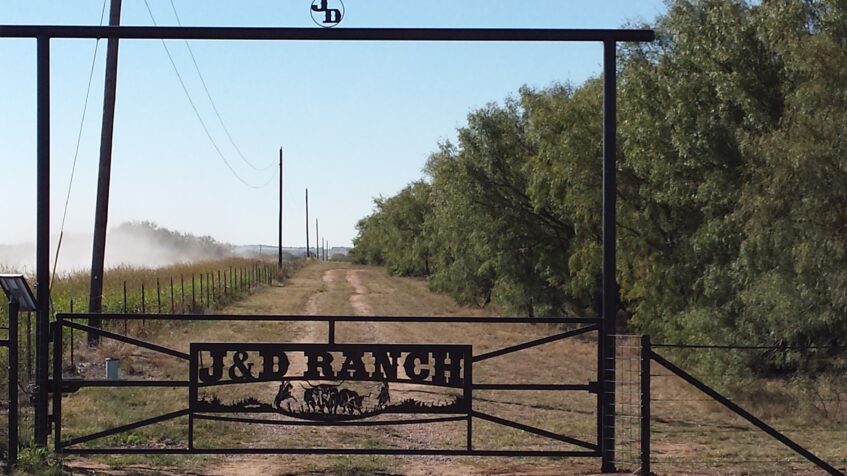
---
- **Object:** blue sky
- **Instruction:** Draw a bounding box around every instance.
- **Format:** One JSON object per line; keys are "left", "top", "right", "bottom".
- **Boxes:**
{"left": 1, "top": 0, "right": 666, "bottom": 250}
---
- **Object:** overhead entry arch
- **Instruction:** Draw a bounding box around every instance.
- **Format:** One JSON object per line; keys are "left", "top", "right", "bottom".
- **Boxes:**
{"left": 0, "top": 23, "right": 654, "bottom": 472}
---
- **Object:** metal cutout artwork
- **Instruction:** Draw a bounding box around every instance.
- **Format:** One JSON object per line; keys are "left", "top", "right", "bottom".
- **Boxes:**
{"left": 190, "top": 343, "right": 471, "bottom": 423}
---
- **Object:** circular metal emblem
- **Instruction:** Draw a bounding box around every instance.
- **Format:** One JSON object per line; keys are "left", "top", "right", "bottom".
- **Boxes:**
{"left": 310, "top": 0, "right": 345, "bottom": 28}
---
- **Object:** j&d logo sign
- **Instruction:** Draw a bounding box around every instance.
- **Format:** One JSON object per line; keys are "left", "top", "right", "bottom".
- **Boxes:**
{"left": 311, "top": 0, "right": 345, "bottom": 28}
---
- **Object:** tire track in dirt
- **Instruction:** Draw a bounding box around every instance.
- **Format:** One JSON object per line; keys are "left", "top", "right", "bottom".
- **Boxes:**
{"left": 257, "top": 268, "right": 353, "bottom": 462}
{"left": 345, "top": 269, "right": 374, "bottom": 316}
{"left": 339, "top": 268, "right": 463, "bottom": 462}
{"left": 303, "top": 268, "right": 344, "bottom": 316}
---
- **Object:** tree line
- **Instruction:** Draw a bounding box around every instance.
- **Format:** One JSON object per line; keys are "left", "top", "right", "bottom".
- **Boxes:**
{"left": 350, "top": 0, "right": 847, "bottom": 373}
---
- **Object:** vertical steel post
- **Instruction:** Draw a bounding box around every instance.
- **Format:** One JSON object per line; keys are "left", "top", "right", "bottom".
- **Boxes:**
{"left": 466, "top": 353, "right": 473, "bottom": 451}
{"left": 188, "top": 348, "right": 197, "bottom": 451}
{"left": 279, "top": 147, "right": 284, "bottom": 269}
{"left": 35, "top": 34, "right": 51, "bottom": 447}
{"left": 69, "top": 299, "right": 74, "bottom": 367}
{"left": 641, "top": 335, "right": 651, "bottom": 475}
{"left": 123, "top": 280, "right": 128, "bottom": 333}
{"left": 600, "top": 38, "right": 618, "bottom": 472}
{"left": 52, "top": 316, "right": 62, "bottom": 452}
{"left": 306, "top": 188, "right": 311, "bottom": 258}
{"left": 25, "top": 312, "right": 32, "bottom": 383}
{"left": 8, "top": 298, "right": 19, "bottom": 467}
{"left": 140, "top": 282, "right": 145, "bottom": 328}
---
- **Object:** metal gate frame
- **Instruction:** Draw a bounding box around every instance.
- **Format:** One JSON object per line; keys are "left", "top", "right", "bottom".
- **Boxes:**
{"left": 1, "top": 299, "right": 20, "bottom": 469}
{"left": 54, "top": 313, "right": 599, "bottom": 457}
{"left": 0, "top": 23, "right": 655, "bottom": 471}
{"left": 640, "top": 337, "right": 844, "bottom": 476}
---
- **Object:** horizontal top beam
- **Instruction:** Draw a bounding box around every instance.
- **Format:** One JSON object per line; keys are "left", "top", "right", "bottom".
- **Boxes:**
{"left": 0, "top": 25, "right": 655, "bottom": 42}
{"left": 56, "top": 312, "right": 601, "bottom": 325}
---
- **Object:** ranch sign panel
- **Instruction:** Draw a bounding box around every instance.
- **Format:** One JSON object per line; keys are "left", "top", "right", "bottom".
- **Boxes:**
{"left": 189, "top": 343, "right": 472, "bottom": 422}
{"left": 53, "top": 314, "right": 601, "bottom": 456}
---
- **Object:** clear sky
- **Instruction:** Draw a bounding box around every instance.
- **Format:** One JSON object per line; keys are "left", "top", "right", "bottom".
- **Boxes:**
{"left": 1, "top": 0, "right": 666, "bottom": 251}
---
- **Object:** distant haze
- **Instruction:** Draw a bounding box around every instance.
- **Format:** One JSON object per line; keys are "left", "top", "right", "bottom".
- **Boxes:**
{"left": 0, "top": 221, "right": 351, "bottom": 275}
{"left": 0, "top": 221, "right": 235, "bottom": 274}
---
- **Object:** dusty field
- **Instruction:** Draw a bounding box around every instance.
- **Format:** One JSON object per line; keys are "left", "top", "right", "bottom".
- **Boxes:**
{"left": 58, "top": 262, "right": 845, "bottom": 475}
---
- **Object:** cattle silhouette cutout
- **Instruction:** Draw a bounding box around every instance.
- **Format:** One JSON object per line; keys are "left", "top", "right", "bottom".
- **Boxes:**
{"left": 192, "top": 343, "right": 471, "bottom": 423}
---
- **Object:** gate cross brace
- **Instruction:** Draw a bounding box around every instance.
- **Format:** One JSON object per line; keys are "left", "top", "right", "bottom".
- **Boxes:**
{"left": 62, "top": 320, "right": 189, "bottom": 360}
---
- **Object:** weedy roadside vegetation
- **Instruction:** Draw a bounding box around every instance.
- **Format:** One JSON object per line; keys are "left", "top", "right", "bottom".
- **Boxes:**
{"left": 0, "top": 256, "right": 304, "bottom": 466}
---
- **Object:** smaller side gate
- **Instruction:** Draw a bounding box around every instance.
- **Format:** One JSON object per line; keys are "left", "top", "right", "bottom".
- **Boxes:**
{"left": 639, "top": 336, "right": 845, "bottom": 476}
{"left": 0, "top": 275, "right": 34, "bottom": 471}
{"left": 0, "top": 306, "right": 19, "bottom": 470}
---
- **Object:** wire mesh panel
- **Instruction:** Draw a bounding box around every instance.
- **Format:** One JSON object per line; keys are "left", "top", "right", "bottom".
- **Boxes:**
{"left": 610, "top": 334, "right": 643, "bottom": 472}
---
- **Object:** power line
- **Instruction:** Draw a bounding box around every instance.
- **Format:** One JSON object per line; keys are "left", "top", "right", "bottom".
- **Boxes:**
{"left": 142, "top": 0, "right": 272, "bottom": 189}
{"left": 52, "top": 0, "right": 109, "bottom": 286}
{"left": 167, "top": 0, "right": 274, "bottom": 172}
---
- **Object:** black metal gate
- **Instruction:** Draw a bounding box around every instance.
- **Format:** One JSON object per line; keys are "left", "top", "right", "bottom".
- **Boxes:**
{"left": 0, "top": 23, "right": 655, "bottom": 471}
{"left": 53, "top": 313, "right": 600, "bottom": 457}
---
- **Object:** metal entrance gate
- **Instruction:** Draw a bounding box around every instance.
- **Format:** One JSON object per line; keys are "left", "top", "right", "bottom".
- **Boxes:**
{"left": 53, "top": 313, "right": 601, "bottom": 457}
{"left": 1, "top": 23, "right": 655, "bottom": 471}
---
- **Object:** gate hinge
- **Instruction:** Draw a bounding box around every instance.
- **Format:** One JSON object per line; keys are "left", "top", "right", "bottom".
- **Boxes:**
{"left": 587, "top": 381, "right": 600, "bottom": 394}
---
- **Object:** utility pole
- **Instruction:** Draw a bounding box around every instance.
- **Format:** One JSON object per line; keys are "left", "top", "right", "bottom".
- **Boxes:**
{"left": 278, "top": 147, "right": 283, "bottom": 268}
{"left": 316, "top": 219, "right": 320, "bottom": 262}
{"left": 305, "top": 188, "right": 310, "bottom": 258}
{"left": 88, "top": 0, "right": 122, "bottom": 345}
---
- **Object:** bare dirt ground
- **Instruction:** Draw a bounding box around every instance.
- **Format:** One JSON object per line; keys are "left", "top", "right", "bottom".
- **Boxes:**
{"left": 62, "top": 262, "right": 845, "bottom": 475}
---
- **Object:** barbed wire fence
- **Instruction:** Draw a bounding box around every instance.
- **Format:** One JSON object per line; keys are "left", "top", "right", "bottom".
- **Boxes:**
{"left": 0, "top": 258, "right": 304, "bottom": 463}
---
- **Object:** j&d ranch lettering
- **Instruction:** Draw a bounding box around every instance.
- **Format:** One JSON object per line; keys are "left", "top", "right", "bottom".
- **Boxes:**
{"left": 194, "top": 344, "right": 468, "bottom": 387}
